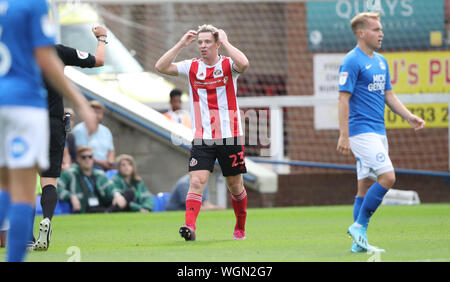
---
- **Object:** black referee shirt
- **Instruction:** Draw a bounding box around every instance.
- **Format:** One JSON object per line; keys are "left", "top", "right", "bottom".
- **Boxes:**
{"left": 45, "top": 44, "right": 96, "bottom": 118}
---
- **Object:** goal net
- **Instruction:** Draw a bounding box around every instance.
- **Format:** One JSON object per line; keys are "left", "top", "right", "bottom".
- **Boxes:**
{"left": 53, "top": 0, "right": 450, "bottom": 173}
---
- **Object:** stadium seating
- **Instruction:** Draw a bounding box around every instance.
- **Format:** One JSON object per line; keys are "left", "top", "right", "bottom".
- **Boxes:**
{"left": 105, "top": 169, "right": 118, "bottom": 179}
{"left": 35, "top": 192, "right": 172, "bottom": 215}
{"left": 152, "top": 192, "right": 171, "bottom": 212}
{"left": 35, "top": 196, "right": 72, "bottom": 216}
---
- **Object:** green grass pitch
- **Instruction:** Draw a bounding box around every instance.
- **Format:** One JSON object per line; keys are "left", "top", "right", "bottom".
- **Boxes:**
{"left": 1, "top": 203, "right": 449, "bottom": 262}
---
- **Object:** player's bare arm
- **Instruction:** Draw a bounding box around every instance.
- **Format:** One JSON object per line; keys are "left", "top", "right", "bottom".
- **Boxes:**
{"left": 155, "top": 30, "right": 198, "bottom": 75}
{"left": 34, "top": 47, "right": 97, "bottom": 135}
{"left": 92, "top": 25, "right": 107, "bottom": 67}
{"left": 337, "top": 91, "right": 352, "bottom": 155}
{"left": 385, "top": 90, "right": 425, "bottom": 131}
{"left": 216, "top": 29, "right": 249, "bottom": 73}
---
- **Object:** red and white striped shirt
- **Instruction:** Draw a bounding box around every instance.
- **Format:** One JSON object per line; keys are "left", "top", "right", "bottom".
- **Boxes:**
{"left": 176, "top": 56, "right": 243, "bottom": 140}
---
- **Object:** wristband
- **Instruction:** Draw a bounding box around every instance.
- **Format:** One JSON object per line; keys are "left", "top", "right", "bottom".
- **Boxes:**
{"left": 97, "top": 36, "right": 108, "bottom": 44}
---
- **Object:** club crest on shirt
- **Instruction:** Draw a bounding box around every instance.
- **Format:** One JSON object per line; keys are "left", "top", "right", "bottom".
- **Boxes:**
{"left": 339, "top": 72, "right": 348, "bottom": 85}
{"left": 379, "top": 61, "right": 386, "bottom": 70}
{"left": 214, "top": 69, "right": 223, "bottom": 76}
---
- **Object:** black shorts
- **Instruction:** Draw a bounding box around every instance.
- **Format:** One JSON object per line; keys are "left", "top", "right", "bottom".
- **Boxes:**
{"left": 188, "top": 137, "right": 247, "bottom": 177}
{"left": 40, "top": 117, "right": 66, "bottom": 178}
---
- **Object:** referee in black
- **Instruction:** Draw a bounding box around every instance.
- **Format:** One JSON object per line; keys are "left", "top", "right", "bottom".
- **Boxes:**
{"left": 31, "top": 25, "right": 108, "bottom": 251}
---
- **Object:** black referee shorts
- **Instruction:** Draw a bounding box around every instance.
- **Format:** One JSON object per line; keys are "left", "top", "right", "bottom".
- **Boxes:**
{"left": 40, "top": 116, "right": 66, "bottom": 178}
{"left": 188, "top": 137, "right": 247, "bottom": 177}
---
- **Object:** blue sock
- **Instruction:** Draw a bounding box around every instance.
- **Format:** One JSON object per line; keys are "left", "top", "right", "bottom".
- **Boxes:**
{"left": 356, "top": 182, "right": 388, "bottom": 228}
{"left": 7, "top": 203, "right": 34, "bottom": 262}
{"left": 0, "top": 191, "right": 11, "bottom": 228}
{"left": 353, "top": 196, "right": 364, "bottom": 222}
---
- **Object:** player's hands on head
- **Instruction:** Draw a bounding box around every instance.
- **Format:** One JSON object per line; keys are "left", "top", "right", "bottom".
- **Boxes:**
{"left": 216, "top": 29, "right": 228, "bottom": 44}
{"left": 180, "top": 30, "right": 197, "bottom": 47}
{"left": 337, "top": 135, "right": 352, "bottom": 156}
{"left": 92, "top": 25, "right": 107, "bottom": 38}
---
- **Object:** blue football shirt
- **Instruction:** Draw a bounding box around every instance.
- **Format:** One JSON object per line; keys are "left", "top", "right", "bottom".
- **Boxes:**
{"left": 0, "top": 0, "right": 55, "bottom": 108}
{"left": 338, "top": 46, "right": 392, "bottom": 137}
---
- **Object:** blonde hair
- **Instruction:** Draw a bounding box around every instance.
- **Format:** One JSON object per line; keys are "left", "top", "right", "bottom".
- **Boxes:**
{"left": 350, "top": 12, "right": 380, "bottom": 35}
{"left": 197, "top": 24, "right": 219, "bottom": 42}
{"left": 116, "top": 154, "right": 142, "bottom": 182}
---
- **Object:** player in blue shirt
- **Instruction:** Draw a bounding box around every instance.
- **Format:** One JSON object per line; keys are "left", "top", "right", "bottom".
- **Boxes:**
{"left": 336, "top": 12, "right": 425, "bottom": 253}
{"left": 0, "top": 0, "right": 96, "bottom": 261}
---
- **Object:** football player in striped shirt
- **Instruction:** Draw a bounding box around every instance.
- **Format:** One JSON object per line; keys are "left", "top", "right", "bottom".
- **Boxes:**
{"left": 156, "top": 24, "right": 249, "bottom": 241}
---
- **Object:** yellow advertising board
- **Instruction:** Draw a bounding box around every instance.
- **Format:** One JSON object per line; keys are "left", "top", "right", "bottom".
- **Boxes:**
{"left": 383, "top": 51, "right": 450, "bottom": 129}
{"left": 385, "top": 104, "right": 448, "bottom": 129}
{"left": 313, "top": 52, "right": 449, "bottom": 130}
{"left": 383, "top": 51, "right": 450, "bottom": 94}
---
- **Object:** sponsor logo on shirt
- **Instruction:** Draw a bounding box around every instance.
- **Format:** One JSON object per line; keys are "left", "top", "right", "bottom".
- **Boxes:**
{"left": 194, "top": 76, "right": 229, "bottom": 89}
{"left": 368, "top": 74, "right": 386, "bottom": 93}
